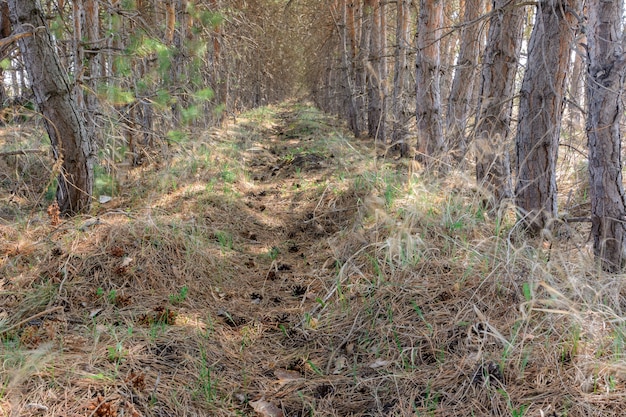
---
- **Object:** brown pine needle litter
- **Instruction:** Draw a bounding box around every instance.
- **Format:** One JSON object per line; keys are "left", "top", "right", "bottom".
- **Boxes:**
{"left": 2, "top": 102, "right": 626, "bottom": 416}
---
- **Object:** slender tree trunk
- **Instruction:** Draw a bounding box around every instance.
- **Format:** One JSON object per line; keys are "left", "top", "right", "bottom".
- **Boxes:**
{"left": 356, "top": 0, "right": 371, "bottom": 134}
{"left": 107, "top": 0, "right": 121, "bottom": 79}
{"left": 165, "top": 0, "right": 176, "bottom": 45}
{"left": 515, "top": 0, "right": 580, "bottom": 234}
{"left": 377, "top": 0, "right": 387, "bottom": 142}
{"left": 207, "top": 0, "right": 225, "bottom": 120}
{"left": 346, "top": 1, "right": 358, "bottom": 60}
{"left": 9, "top": 0, "right": 94, "bottom": 214}
{"left": 83, "top": 0, "right": 101, "bottom": 145}
{"left": 586, "top": 0, "right": 626, "bottom": 271}
{"left": 72, "top": 0, "right": 85, "bottom": 111}
{"left": 439, "top": 0, "right": 459, "bottom": 107}
{"left": 335, "top": 0, "right": 361, "bottom": 136}
{"left": 392, "top": 0, "right": 412, "bottom": 155}
{"left": 567, "top": 41, "right": 585, "bottom": 131}
{"left": 367, "top": 0, "right": 384, "bottom": 140}
{"left": 475, "top": 0, "right": 525, "bottom": 207}
{"left": 415, "top": 0, "right": 445, "bottom": 166}
{"left": 0, "top": 1, "right": 10, "bottom": 110}
{"left": 172, "top": 0, "right": 189, "bottom": 125}
{"left": 447, "top": 0, "right": 484, "bottom": 161}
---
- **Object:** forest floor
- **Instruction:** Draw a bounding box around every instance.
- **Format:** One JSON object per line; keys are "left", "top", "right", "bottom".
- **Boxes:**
{"left": 2, "top": 101, "right": 626, "bottom": 416}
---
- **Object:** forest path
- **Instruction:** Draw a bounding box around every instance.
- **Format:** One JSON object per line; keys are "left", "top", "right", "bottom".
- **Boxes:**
{"left": 4, "top": 102, "right": 623, "bottom": 417}
{"left": 0, "top": 101, "right": 383, "bottom": 416}
{"left": 190, "top": 101, "right": 373, "bottom": 334}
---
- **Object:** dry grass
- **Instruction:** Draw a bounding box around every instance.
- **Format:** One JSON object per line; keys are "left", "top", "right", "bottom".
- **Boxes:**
{"left": 1, "top": 102, "right": 626, "bottom": 416}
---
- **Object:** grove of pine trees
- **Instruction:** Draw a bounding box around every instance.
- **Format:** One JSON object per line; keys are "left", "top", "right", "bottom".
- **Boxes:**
{"left": 0, "top": 0, "right": 625, "bottom": 271}
{"left": 307, "top": 0, "right": 626, "bottom": 271}
{"left": 4, "top": 2, "right": 626, "bottom": 415}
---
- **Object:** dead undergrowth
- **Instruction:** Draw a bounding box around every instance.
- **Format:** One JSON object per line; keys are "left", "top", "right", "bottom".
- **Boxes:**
{"left": 1, "top": 102, "right": 626, "bottom": 416}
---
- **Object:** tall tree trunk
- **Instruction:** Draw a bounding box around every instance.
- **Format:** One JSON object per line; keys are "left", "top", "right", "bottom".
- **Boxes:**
{"left": 567, "top": 42, "right": 585, "bottom": 130}
{"left": 356, "top": 0, "right": 371, "bottom": 134}
{"left": 367, "top": 0, "right": 384, "bottom": 140}
{"left": 9, "top": 0, "right": 94, "bottom": 214}
{"left": 172, "top": 0, "right": 190, "bottom": 125}
{"left": 377, "top": 0, "right": 387, "bottom": 142}
{"left": 415, "top": 0, "right": 445, "bottom": 166}
{"left": 0, "top": 1, "right": 10, "bottom": 110}
{"left": 391, "top": 0, "right": 412, "bottom": 155}
{"left": 165, "top": 0, "right": 176, "bottom": 45}
{"left": 346, "top": 0, "right": 358, "bottom": 60}
{"left": 586, "top": 0, "right": 626, "bottom": 271}
{"left": 83, "top": 0, "right": 101, "bottom": 145}
{"left": 515, "top": 0, "right": 580, "bottom": 234}
{"left": 334, "top": 0, "right": 361, "bottom": 136}
{"left": 475, "top": 0, "right": 525, "bottom": 207}
{"left": 72, "top": 0, "right": 85, "bottom": 110}
{"left": 107, "top": 0, "right": 122, "bottom": 79}
{"left": 207, "top": 0, "right": 225, "bottom": 121}
{"left": 447, "top": 0, "right": 484, "bottom": 161}
{"left": 439, "top": 0, "right": 459, "bottom": 108}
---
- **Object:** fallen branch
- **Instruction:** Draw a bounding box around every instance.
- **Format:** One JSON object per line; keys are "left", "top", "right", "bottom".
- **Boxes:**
{"left": 562, "top": 217, "right": 592, "bottom": 223}
{"left": 0, "top": 306, "right": 63, "bottom": 335}
{"left": 0, "top": 149, "right": 46, "bottom": 157}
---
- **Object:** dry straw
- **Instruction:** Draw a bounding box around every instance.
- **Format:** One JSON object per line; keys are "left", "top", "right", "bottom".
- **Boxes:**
{"left": 1, "top": 103, "right": 625, "bottom": 416}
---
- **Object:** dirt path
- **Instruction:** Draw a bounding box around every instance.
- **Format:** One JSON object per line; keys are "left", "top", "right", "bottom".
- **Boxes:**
{"left": 4, "top": 102, "right": 626, "bottom": 417}
{"left": 1, "top": 102, "right": 378, "bottom": 416}
{"left": 210, "top": 106, "right": 366, "bottom": 329}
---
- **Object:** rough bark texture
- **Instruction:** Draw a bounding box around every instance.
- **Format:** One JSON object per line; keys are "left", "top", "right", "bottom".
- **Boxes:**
{"left": 367, "top": 0, "right": 384, "bottom": 140}
{"left": 377, "top": 0, "right": 387, "bottom": 142}
{"left": 356, "top": 0, "right": 372, "bottom": 134}
{"left": 9, "top": 0, "right": 94, "bottom": 214}
{"left": 447, "top": 0, "right": 484, "bottom": 161}
{"left": 337, "top": 0, "right": 361, "bottom": 137}
{"left": 83, "top": 0, "right": 102, "bottom": 146}
{"left": 474, "top": 0, "right": 525, "bottom": 205}
{"left": 165, "top": 0, "right": 176, "bottom": 45}
{"left": 391, "top": 0, "right": 412, "bottom": 155}
{"left": 586, "top": 0, "right": 626, "bottom": 271}
{"left": 0, "top": 1, "right": 10, "bottom": 107}
{"left": 439, "top": 0, "right": 459, "bottom": 109}
{"left": 415, "top": 0, "right": 445, "bottom": 165}
{"left": 515, "top": 0, "right": 579, "bottom": 234}
{"left": 567, "top": 41, "right": 585, "bottom": 131}
{"left": 346, "top": 1, "right": 358, "bottom": 59}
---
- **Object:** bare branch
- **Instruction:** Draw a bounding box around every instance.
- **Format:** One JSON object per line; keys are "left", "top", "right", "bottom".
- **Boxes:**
{"left": 0, "top": 149, "right": 47, "bottom": 157}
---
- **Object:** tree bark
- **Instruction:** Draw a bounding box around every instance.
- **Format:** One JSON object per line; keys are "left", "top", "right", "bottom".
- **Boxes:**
{"left": 475, "top": 0, "right": 525, "bottom": 207}
{"left": 335, "top": 0, "right": 361, "bottom": 137}
{"left": 447, "top": 0, "right": 484, "bottom": 161}
{"left": 356, "top": 0, "right": 371, "bottom": 134}
{"left": 367, "top": 0, "right": 384, "bottom": 140}
{"left": 377, "top": 0, "right": 387, "bottom": 142}
{"left": 586, "top": 0, "right": 626, "bottom": 271}
{"left": 165, "top": 0, "right": 176, "bottom": 45}
{"left": 439, "top": 0, "right": 459, "bottom": 109}
{"left": 83, "top": 0, "right": 102, "bottom": 145}
{"left": 515, "top": 0, "right": 580, "bottom": 234}
{"left": 391, "top": 0, "right": 412, "bottom": 155}
{"left": 72, "top": 0, "right": 85, "bottom": 112}
{"left": 567, "top": 41, "right": 585, "bottom": 131}
{"left": 0, "top": 1, "right": 10, "bottom": 110}
{"left": 415, "top": 0, "right": 445, "bottom": 166}
{"left": 346, "top": 0, "right": 358, "bottom": 61}
{"left": 9, "top": 0, "right": 94, "bottom": 215}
